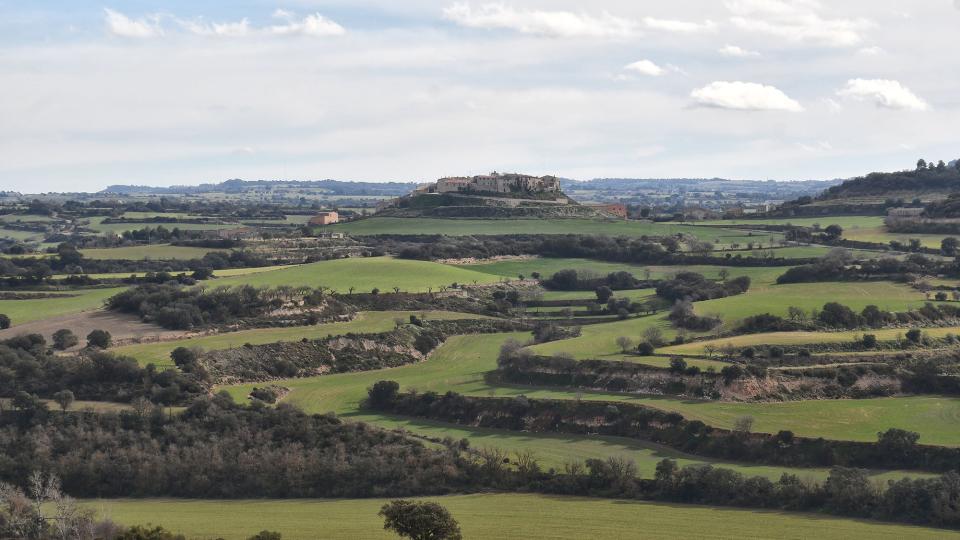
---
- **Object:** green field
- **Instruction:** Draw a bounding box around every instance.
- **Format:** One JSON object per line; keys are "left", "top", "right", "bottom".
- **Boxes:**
{"left": 79, "top": 244, "right": 228, "bottom": 260}
{"left": 698, "top": 216, "right": 955, "bottom": 250}
{"left": 0, "top": 287, "right": 125, "bottom": 326}
{"left": 698, "top": 216, "right": 885, "bottom": 229}
{"left": 463, "top": 257, "right": 787, "bottom": 284}
{"left": 50, "top": 265, "right": 295, "bottom": 281}
{"left": 114, "top": 310, "right": 487, "bottom": 367}
{"left": 0, "top": 227, "right": 45, "bottom": 242}
{"left": 82, "top": 494, "right": 960, "bottom": 540}
{"left": 84, "top": 216, "right": 238, "bottom": 236}
{"left": 210, "top": 256, "right": 501, "bottom": 293}
{"left": 224, "top": 332, "right": 960, "bottom": 448}
{"left": 694, "top": 281, "right": 928, "bottom": 327}
{"left": 335, "top": 217, "right": 781, "bottom": 245}
{"left": 661, "top": 326, "right": 960, "bottom": 355}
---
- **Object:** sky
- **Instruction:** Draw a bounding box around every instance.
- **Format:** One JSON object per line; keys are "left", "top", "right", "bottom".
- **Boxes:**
{"left": 1, "top": 0, "right": 959, "bottom": 192}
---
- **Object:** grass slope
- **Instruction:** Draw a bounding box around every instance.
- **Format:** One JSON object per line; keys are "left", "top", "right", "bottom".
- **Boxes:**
{"left": 224, "top": 333, "right": 960, "bottom": 462}
{"left": 336, "top": 217, "right": 781, "bottom": 245}
{"left": 210, "top": 256, "right": 500, "bottom": 293}
{"left": 84, "top": 494, "right": 960, "bottom": 540}
{"left": 79, "top": 244, "right": 228, "bottom": 260}
{"left": 0, "top": 287, "right": 125, "bottom": 327}
{"left": 662, "top": 326, "right": 960, "bottom": 355}
{"left": 114, "top": 311, "right": 487, "bottom": 367}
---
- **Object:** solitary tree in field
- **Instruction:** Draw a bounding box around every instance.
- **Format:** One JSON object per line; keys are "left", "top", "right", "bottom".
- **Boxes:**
{"left": 595, "top": 286, "right": 613, "bottom": 303}
{"left": 52, "top": 390, "right": 74, "bottom": 412}
{"left": 52, "top": 329, "right": 78, "bottom": 350}
{"left": 379, "top": 500, "right": 462, "bottom": 540}
{"left": 615, "top": 336, "right": 633, "bottom": 353}
{"left": 0, "top": 314, "right": 9, "bottom": 329}
{"left": 86, "top": 329, "right": 111, "bottom": 349}
{"left": 734, "top": 415, "right": 754, "bottom": 433}
{"left": 942, "top": 237, "right": 959, "bottom": 256}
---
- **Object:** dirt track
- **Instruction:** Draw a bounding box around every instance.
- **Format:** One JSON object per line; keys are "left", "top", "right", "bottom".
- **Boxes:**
{"left": 0, "top": 309, "right": 186, "bottom": 351}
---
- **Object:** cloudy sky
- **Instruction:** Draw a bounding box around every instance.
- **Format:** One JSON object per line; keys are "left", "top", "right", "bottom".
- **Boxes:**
{"left": 1, "top": 0, "right": 958, "bottom": 192}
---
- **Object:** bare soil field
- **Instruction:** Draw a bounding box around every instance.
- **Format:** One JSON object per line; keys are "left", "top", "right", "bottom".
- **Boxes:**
{"left": 0, "top": 309, "right": 187, "bottom": 351}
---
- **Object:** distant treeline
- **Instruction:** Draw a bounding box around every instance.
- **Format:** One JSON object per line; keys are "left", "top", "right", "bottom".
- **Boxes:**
{"left": 369, "top": 388, "right": 960, "bottom": 474}
{"left": 0, "top": 243, "right": 271, "bottom": 286}
{"left": 372, "top": 234, "right": 815, "bottom": 267}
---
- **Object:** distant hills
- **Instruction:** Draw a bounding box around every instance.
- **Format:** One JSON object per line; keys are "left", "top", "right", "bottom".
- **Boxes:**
{"left": 101, "top": 179, "right": 418, "bottom": 196}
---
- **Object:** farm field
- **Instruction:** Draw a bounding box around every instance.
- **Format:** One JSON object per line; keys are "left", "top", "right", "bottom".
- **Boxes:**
{"left": 0, "top": 286, "right": 125, "bottom": 327}
{"left": 224, "top": 333, "right": 960, "bottom": 447}
{"left": 114, "top": 310, "right": 488, "bottom": 367}
{"left": 336, "top": 217, "right": 782, "bottom": 245}
{"left": 463, "top": 257, "right": 787, "bottom": 284}
{"left": 661, "top": 326, "right": 960, "bottom": 355}
{"left": 698, "top": 216, "right": 885, "bottom": 229}
{"left": 693, "top": 281, "right": 929, "bottom": 327}
{"left": 83, "top": 494, "right": 960, "bottom": 540}
{"left": 210, "top": 256, "right": 501, "bottom": 292}
{"left": 0, "top": 227, "right": 45, "bottom": 242}
{"left": 49, "top": 264, "right": 296, "bottom": 281}
{"left": 79, "top": 244, "right": 228, "bottom": 260}
{"left": 84, "top": 216, "right": 238, "bottom": 235}
{"left": 531, "top": 280, "right": 929, "bottom": 355}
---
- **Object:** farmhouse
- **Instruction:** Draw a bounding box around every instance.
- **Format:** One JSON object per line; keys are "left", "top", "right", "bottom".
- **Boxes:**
{"left": 309, "top": 211, "right": 339, "bottom": 225}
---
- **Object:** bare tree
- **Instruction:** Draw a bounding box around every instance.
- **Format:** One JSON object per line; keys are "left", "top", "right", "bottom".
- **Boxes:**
{"left": 615, "top": 336, "right": 634, "bottom": 353}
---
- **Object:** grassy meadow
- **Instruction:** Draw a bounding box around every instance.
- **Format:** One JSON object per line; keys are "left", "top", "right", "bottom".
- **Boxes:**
{"left": 79, "top": 244, "right": 228, "bottom": 260}
{"left": 662, "top": 326, "right": 960, "bottom": 355}
{"left": 223, "top": 332, "right": 960, "bottom": 448}
{"left": 84, "top": 216, "right": 238, "bottom": 236}
{"left": 0, "top": 286, "right": 125, "bottom": 326}
{"left": 210, "top": 256, "right": 501, "bottom": 292}
{"left": 114, "top": 310, "right": 487, "bottom": 367}
{"left": 84, "top": 494, "right": 960, "bottom": 540}
{"left": 335, "top": 217, "right": 782, "bottom": 245}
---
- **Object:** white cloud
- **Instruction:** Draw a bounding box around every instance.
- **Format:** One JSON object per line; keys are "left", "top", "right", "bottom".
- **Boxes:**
{"left": 857, "top": 46, "right": 883, "bottom": 55}
{"left": 103, "top": 8, "right": 163, "bottom": 38}
{"left": 726, "top": 0, "right": 871, "bottom": 47}
{"left": 642, "top": 17, "right": 716, "bottom": 33}
{"left": 691, "top": 81, "right": 803, "bottom": 112}
{"left": 837, "top": 79, "right": 930, "bottom": 111}
{"left": 798, "top": 140, "right": 832, "bottom": 152}
{"left": 269, "top": 11, "right": 346, "bottom": 37}
{"left": 179, "top": 18, "right": 252, "bottom": 37}
{"left": 623, "top": 59, "right": 664, "bottom": 76}
{"left": 106, "top": 9, "right": 343, "bottom": 39}
{"left": 718, "top": 44, "right": 760, "bottom": 57}
{"left": 821, "top": 97, "right": 843, "bottom": 113}
{"left": 442, "top": 2, "right": 637, "bottom": 38}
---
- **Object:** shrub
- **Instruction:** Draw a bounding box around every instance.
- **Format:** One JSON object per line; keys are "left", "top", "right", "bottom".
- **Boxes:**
{"left": 0, "top": 314, "right": 9, "bottom": 329}
{"left": 861, "top": 334, "right": 877, "bottom": 348}
{"left": 367, "top": 380, "right": 401, "bottom": 408}
{"left": 52, "top": 329, "right": 79, "bottom": 350}
{"left": 86, "top": 329, "right": 112, "bottom": 349}
{"left": 636, "top": 342, "right": 655, "bottom": 356}
{"left": 906, "top": 328, "right": 922, "bottom": 343}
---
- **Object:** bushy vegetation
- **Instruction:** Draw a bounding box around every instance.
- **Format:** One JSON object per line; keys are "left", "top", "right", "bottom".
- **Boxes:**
{"left": 0, "top": 396, "right": 478, "bottom": 499}
{"left": 0, "top": 335, "right": 205, "bottom": 405}
{"left": 655, "top": 272, "right": 750, "bottom": 302}
{"left": 106, "top": 284, "right": 351, "bottom": 330}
